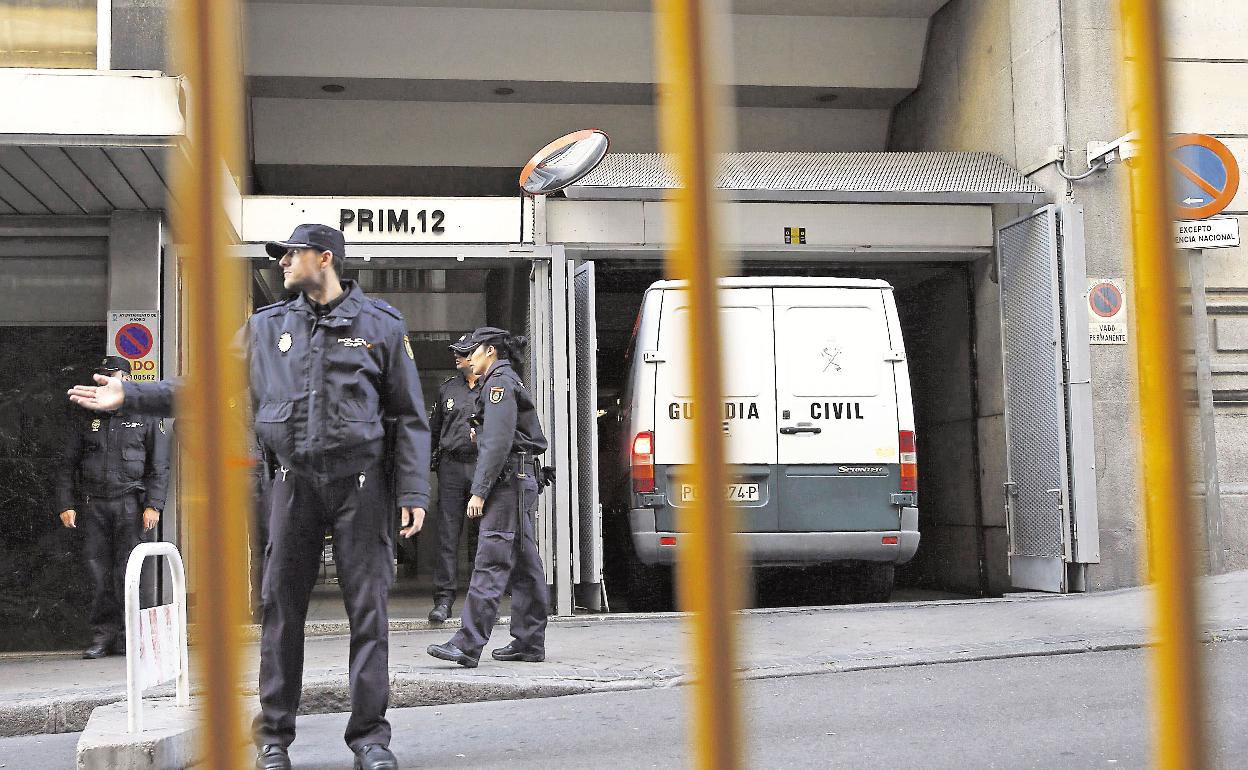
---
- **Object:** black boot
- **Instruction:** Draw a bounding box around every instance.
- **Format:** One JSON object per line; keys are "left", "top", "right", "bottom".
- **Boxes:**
{"left": 354, "top": 744, "right": 398, "bottom": 770}
{"left": 427, "top": 641, "right": 478, "bottom": 668}
{"left": 82, "top": 639, "right": 110, "bottom": 659}
{"left": 255, "top": 744, "right": 291, "bottom": 770}
{"left": 427, "top": 603, "right": 450, "bottom": 623}
{"left": 491, "top": 641, "right": 544, "bottom": 662}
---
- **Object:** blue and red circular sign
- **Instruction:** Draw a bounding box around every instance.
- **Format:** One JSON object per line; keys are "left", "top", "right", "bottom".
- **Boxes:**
{"left": 1089, "top": 282, "right": 1123, "bottom": 319}
{"left": 1170, "top": 134, "right": 1239, "bottom": 220}
{"left": 115, "top": 323, "right": 154, "bottom": 360}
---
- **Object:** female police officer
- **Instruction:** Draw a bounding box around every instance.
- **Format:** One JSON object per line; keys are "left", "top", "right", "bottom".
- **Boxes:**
{"left": 427, "top": 327, "right": 549, "bottom": 667}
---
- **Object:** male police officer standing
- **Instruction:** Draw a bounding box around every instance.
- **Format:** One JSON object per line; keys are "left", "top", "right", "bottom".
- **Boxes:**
{"left": 426, "top": 334, "right": 483, "bottom": 623}
{"left": 250, "top": 224, "right": 430, "bottom": 770}
{"left": 428, "top": 327, "right": 549, "bottom": 667}
{"left": 55, "top": 355, "right": 170, "bottom": 659}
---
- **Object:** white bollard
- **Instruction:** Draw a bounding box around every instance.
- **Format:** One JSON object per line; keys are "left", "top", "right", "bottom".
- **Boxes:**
{"left": 124, "top": 542, "right": 190, "bottom": 733}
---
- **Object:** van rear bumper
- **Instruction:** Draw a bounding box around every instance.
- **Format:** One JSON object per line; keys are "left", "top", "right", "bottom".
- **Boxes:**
{"left": 629, "top": 507, "right": 919, "bottom": 566}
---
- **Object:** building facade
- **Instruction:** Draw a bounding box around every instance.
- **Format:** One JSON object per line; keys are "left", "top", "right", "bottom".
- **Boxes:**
{"left": 1, "top": 0, "right": 1243, "bottom": 650}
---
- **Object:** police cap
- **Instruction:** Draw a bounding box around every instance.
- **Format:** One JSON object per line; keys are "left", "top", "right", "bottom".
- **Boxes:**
{"left": 95, "top": 355, "right": 132, "bottom": 375}
{"left": 462, "top": 326, "right": 509, "bottom": 350}
{"left": 264, "top": 223, "right": 347, "bottom": 261}
{"left": 448, "top": 332, "right": 476, "bottom": 355}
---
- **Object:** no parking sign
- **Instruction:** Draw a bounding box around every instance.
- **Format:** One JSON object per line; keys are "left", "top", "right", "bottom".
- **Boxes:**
{"left": 1087, "top": 279, "right": 1128, "bottom": 345}
{"left": 108, "top": 312, "right": 161, "bottom": 382}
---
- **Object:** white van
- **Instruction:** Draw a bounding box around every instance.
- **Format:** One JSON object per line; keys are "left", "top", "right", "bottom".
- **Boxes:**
{"left": 607, "top": 277, "right": 919, "bottom": 610}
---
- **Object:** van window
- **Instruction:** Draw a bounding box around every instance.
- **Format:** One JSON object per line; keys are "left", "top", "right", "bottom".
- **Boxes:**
{"left": 780, "top": 305, "right": 883, "bottom": 397}
{"left": 667, "top": 306, "right": 769, "bottom": 399}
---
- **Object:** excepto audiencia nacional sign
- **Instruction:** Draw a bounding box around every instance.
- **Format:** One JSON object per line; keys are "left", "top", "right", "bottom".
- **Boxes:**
{"left": 1173, "top": 217, "right": 1241, "bottom": 251}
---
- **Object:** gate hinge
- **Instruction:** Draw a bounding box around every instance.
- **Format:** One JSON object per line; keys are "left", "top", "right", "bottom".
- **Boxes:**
{"left": 1003, "top": 481, "right": 1018, "bottom": 498}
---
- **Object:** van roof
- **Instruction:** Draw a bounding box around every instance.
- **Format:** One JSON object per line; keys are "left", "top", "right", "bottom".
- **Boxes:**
{"left": 648, "top": 277, "right": 893, "bottom": 290}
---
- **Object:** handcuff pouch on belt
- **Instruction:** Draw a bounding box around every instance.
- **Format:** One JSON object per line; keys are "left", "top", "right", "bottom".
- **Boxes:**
{"left": 496, "top": 454, "right": 556, "bottom": 494}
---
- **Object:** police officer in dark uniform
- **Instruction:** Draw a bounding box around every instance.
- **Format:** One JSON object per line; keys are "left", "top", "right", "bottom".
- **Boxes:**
{"left": 55, "top": 355, "right": 171, "bottom": 659}
{"left": 427, "top": 333, "right": 482, "bottom": 623}
{"left": 427, "top": 327, "right": 549, "bottom": 668}
{"left": 249, "top": 224, "right": 430, "bottom": 770}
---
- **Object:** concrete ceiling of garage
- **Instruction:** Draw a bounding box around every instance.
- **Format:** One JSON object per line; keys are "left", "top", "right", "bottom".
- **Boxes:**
{"left": 243, "top": 1, "right": 952, "bottom": 196}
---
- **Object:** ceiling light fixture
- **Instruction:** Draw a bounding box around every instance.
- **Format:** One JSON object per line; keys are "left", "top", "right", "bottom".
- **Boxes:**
{"left": 494, "top": 87, "right": 516, "bottom": 96}
{"left": 321, "top": 84, "right": 345, "bottom": 94}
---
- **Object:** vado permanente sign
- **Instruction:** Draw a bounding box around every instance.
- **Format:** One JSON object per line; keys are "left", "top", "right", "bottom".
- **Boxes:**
{"left": 108, "top": 312, "right": 160, "bottom": 382}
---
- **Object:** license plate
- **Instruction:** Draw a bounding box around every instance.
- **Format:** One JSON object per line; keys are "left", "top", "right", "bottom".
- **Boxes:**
{"left": 680, "top": 483, "right": 760, "bottom": 503}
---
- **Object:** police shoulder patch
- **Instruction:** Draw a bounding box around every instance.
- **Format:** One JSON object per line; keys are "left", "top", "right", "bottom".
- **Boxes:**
{"left": 158, "top": 419, "right": 166, "bottom": 434}
{"left": 490, "top": 386, "right": 505, "bottom": 404}
{"left": 403, "top": 335, "right": 414, "bottom": 360}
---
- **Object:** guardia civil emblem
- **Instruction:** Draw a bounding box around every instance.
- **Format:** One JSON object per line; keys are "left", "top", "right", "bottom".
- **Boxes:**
{"left": 278, "top": 332, "right": 293, "bottom": 353}
{"left": 445, "top": 398, "right": 455, "bottom": 411}
{"left": 90, "top": 418, "right": 101, "bottom": 432}
{"left": 490, "top": 386, "right": 505, "bottom": 404}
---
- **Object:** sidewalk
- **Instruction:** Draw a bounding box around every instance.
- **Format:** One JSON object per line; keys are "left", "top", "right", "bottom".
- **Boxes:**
{"left": 4, "top": 571, "right": 1247, "bottom": 738}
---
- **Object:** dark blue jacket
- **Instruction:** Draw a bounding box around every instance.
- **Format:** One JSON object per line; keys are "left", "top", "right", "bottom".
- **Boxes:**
{"left": 430, "top": 372, "right": 481, "bottom": 461}
{"left": 247, "top": 281, "right": 431, "bottom": 509}
{"left": 54, "top": 408, "right": 171, "bottom": 512}
{"left": 123, "top": 379, "right": 175, "bottom": 417}
{"left": 470, "top": 360, "right": 548, "bottom": 499}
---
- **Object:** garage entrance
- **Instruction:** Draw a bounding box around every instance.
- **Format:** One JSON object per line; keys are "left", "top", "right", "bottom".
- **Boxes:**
{"left": 233, "top": 153, "right": 1100, "bottom": 618}
{"left": 588, "top": 258, "right": 985, "bottom": 607}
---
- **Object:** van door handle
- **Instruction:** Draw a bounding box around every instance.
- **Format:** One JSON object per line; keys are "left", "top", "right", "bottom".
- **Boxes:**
{"left": 780, "top": 426, "right": 822, "bottom": 435}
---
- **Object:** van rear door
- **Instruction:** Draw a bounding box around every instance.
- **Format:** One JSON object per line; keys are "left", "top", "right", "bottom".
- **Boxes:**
{"left": 773, "top": 287, "right": 901, "bottom": 532}
{"left": 653, "top": 287, "right": 778, "bottom": 531}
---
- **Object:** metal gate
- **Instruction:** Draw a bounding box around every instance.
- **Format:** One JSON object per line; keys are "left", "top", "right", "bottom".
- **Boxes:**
{"left": 527, "top": 258, "right": 557, "bottom": 588}
{"left": 997, "top": 203, "right": 1099, "bottom": 592}
{"left": 526, "top": 247, "right": 591, "bottom": 615}
{"left": 573, "top": 261, "right": 604, "bottom": 610}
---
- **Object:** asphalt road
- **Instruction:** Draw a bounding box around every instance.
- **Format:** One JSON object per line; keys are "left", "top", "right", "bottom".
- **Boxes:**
{"left": 10, "top": 642, "right": 1247, "bottom": 769}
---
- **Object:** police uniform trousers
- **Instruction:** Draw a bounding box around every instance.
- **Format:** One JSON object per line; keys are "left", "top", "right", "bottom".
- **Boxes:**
{"left": 82, "top": 492, "right": 149, "bottom": 643}
{"left": 432, "top": 455, "right": 480, "bottom": 608}
{"left": 450, "top": 462, "right": 548, "bottom": 658}
{"left": 253, "top": 463, "right": 394, "bottom": 751}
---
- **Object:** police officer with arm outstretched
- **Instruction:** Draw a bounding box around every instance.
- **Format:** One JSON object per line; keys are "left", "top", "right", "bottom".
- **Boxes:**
{"left": 427, "top": 327, "right": 549, "bottom": 668}
{"left": 426, "top": 334, "right": 482, "bottom": 624}
{"left": 68, "top": 227, "right": 427, "bottom": 770}
{"left": 244, "top": 224, "right": 430, "bottom": 770}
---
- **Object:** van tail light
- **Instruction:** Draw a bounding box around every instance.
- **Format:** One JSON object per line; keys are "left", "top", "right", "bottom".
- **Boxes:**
{"left": 899, "top": 430, "right": 917, "bottom": 492}
{"left": 632, "top": 431, "right": 655, "bottom": 493}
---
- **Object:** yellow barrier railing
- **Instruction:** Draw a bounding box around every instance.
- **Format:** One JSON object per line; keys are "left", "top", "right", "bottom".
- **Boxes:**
{"left": 654, "top": 1, "right": 745, "bottom": 769}
{"left": 171, "top": 0, "right": 250, "bottom": 765}
{"left": 1119, "top": 1, "right": 1206, "bottom": 768}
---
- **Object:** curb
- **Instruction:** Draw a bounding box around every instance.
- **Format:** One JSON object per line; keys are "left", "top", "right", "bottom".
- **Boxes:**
{"left": 4, "top": 594, "right": 1059, "bottom": 655}
{"left": 10, "top": 626, "right": 1247, "bottom": 739}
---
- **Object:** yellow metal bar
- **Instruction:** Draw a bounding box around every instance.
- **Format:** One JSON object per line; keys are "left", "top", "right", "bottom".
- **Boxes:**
{"left": 1118, "top": 2, "right": 1207, "bottom": 768}
{"left": 170, "top": 0, "right": 250, "bottom": 765}
{"left": 654, "top": 2, "right": 744, "bottom": 769}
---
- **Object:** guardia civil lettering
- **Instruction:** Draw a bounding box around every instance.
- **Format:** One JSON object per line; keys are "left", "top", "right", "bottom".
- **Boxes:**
{"left": 668, "top": 401, "right": 761, "bottom": 420}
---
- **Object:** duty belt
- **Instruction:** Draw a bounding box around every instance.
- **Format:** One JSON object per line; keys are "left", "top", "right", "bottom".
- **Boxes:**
{"left": 443, "top": 449, "right": 478, "bottom": 462}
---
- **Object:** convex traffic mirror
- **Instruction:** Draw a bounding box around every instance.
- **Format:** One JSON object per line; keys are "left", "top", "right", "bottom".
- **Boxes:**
{"left": 519, "top": 129, "right": 610, "bottom": 195}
